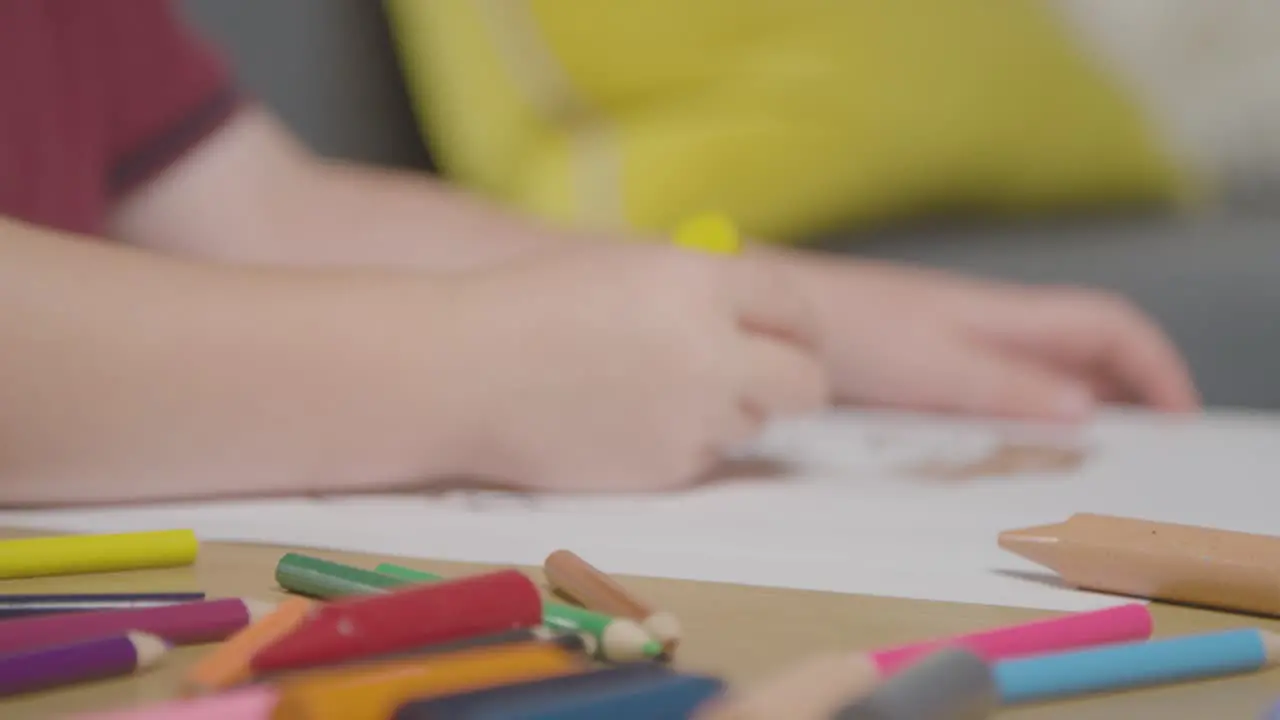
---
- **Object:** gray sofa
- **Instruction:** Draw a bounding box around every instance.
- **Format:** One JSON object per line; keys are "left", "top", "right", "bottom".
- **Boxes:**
{"left": 180, "top": 0, "right": 1280, "bottom": 410}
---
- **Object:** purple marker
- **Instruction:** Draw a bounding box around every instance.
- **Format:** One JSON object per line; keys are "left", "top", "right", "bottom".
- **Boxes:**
{"left": 0, "top": 632, "right": 168, "bottom": 696}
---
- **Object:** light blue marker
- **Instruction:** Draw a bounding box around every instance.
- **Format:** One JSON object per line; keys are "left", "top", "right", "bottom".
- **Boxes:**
{"left": 994, "top": 628, "right": 1277, "bottom": 705}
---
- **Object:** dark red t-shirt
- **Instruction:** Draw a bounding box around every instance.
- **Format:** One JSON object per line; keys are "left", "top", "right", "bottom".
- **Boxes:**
{"left": 0, "top": 0, "right": 238, "bottom": 235}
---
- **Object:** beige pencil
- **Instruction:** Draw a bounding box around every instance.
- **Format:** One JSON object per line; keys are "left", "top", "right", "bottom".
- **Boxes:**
{"left": 1000, "top": 512, "right": 1280, "bottom": 616}
{"left": 543, "top": 550, "right": 681, "bottom": 654}
{"left": 695, "top": 653, "right": 881, "bottom": 720}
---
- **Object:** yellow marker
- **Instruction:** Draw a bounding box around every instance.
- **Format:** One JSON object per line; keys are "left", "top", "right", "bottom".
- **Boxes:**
{"left": 0, "top": 530, "right": 199, "bottom": 579}
{"left": 674, "top": 213, "right": 742, "bottom": 255}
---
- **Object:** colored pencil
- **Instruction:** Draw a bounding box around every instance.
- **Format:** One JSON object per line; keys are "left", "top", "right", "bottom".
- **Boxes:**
{"left": 999, "top": 512, "right": 1280, "bottom": 616}
{"left": 439, "top": 671, "right": 723, "bottom": 720}
{"left": 696, "top": 604, "right": 1151, "bottom": 720}
{"left": 276, "top": 553, "right": 408, "bottom": 599}
{"left": 358, "top": 627, "right": 590, "bottom": 666}
{"left": 269, "top": 642, "right": 585, "bottom": 720}
{"left": 252, "top": 569, "right": 543, "bottom": 673}
{"left": 0, "top": 530, "right": 198, "bottom": 579}
{"left": 0, "top": 596, "right": 274, "bottom": 654}
{"left": 833, "top": 648, "right": 996, "bottom": 720}
{"left": 391, "top": 663, "right": 672, "bottom": 718}
{"left": 67, "top": 684, "right": 279, "bottom": 720}
{"left": 0, "top": 632, "right": 168, "bottom": 696}
{"left": 0, "top": 592, "right": 205, "bottom": 618}
{"left": 183, "top": 596, "right": 315, "bottom": 694}
{"left": 695, "top": 652, "right": 882, "bottom": 720}
{"left": 263, "top": 627, "right": 592, "bottom": 683}
{"left": 376, "top": 562, "right": 663, "bottom": 662}
{"left": 869, "top": 603, "right": 1152, "bottom": 673}
{"left": 993, "top": 628, "right": 1280, "bottom": 704}
{"left": 543, "top": 550, "right": 682, "bottom": 654}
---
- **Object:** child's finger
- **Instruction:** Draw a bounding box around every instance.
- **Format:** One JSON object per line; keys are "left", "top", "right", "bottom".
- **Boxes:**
{"left": 982, "top": 292, "right": 1200, "bottom": 413}
{"left": 724, "top": 255, "right": 822, "bottom": 349}
{"left": 737, "top": 335, "right": 830, "bottom": 422}
{"left": 1088, "top": 307, "right": 1200, "bottom": 413}
{"left": 905, "top": 341, "right": 1096, "bottom": 422}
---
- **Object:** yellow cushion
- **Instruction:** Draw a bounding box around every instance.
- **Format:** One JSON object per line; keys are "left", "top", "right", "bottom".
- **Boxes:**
{"left": 385, "top": 0, "right": 1187, "bottom": 242}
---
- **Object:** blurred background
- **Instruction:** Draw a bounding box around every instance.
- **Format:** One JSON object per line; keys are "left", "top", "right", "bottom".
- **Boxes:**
{"left": 179, "top": 0, "right": 1280, "bottom": 410}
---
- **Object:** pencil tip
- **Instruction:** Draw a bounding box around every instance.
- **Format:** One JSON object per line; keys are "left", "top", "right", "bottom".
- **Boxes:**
{"left": 998, "top": 521, "right": 1067, "bottom": 547}
{"left": 602, "top": 618, "right": 661, "bottom": 662}
{"left": 242, "top": 598, "right": 278, "bottom": 621}
{"left": 128, "top": 632, "right": 170, "bottom": 668}
{"left": 1259, "top": 629, "right": 1280, "bottom": 664}
{"left": 644, "top": 611, "right": 683, "bottom": 645}
{"left": 997, "top": 523, "right": 1071, "bottom": 570}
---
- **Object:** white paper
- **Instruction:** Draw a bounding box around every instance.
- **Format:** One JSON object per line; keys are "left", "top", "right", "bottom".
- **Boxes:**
{"left": 1, "top": 407, "right": 1277, "bottom": 612}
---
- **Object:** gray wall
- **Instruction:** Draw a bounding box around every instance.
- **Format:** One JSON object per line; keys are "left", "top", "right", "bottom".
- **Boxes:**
{"left": 179, "top": 0, "right": 431, "bottom": 169}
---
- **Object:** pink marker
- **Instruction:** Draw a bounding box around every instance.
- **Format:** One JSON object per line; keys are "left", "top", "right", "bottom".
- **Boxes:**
{"left": 0, "top": 597, "right": 275, "bottom": 655}
{"left": 871, "top": 603, "right": 1153, "bottom": 675}
{"left": 68, "top": 685, "right": 277, "bottom": 720}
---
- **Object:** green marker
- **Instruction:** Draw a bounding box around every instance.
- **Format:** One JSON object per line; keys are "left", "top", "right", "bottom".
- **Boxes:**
{"left": 275, "top": 553, "right": 408, "bottom": 599}
{"left": 375, "top": 562, "right": 663, "bottom": 663}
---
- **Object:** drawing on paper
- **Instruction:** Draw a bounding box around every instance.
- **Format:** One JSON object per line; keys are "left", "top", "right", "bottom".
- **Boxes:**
{"left": 908, "top": 442, "right": 1088, "bottom": 480}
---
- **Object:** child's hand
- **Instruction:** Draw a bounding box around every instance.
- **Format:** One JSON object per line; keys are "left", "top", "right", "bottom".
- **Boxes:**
{"left": 775, "top": 251, "right": 1199, "bottom": 421}
{"left": 437, "top": 243, "right": 831, "bottom": 492}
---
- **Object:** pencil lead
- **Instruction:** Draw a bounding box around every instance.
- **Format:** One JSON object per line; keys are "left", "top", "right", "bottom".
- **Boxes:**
{"left": 997, "top": 521, "right": 1069, "bottom": 547}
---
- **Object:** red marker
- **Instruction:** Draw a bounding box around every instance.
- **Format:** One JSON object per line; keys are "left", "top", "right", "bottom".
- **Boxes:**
{"left": 252, "top": 569, "right": 542, "bottom": 673}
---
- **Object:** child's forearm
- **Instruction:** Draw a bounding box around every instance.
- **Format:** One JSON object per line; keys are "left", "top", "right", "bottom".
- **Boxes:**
{"left": 0, "top": 218, "right": 473, "bottom": 505}
{"left": 109, "top": 109, "right": 578, "bottom": 273}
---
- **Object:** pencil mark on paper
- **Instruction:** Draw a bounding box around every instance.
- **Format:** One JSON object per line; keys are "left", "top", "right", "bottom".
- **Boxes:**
{"left": 907, "top": 442, "right": 1089, "bottom": 481}
{"left": 853, "top": 425, "right": 1089, "bottom": 480}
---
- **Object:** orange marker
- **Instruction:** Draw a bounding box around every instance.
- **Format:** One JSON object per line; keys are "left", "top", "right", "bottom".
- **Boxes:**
{"left": 184, "top": 596, "right": 314, "bottom": 694}
{"left": 269, "top": 641, "right": 585, "bottom": 720}
{"left": 544, "top": 550, "right": 681, "bottom": 654}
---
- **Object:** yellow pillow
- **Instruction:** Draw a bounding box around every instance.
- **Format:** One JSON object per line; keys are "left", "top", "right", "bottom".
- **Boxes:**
{"left": 385, "top": 0, "right": 1186, "bottom": 242}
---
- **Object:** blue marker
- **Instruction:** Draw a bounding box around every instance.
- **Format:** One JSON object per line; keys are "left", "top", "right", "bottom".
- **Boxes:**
{"left": 446, "top": 671, "right": 724, "bottom": 720}
{"left": 994, "top": 628, "right": 1278, "bottom": 705}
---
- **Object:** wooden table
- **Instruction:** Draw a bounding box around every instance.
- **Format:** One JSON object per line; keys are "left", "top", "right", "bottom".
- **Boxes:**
{"left": 2, "top": 530, "right": 1278, "bottom": 720}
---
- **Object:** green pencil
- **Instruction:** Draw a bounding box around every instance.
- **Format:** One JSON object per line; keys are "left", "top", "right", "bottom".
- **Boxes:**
{"left": 275, "top": 553, "right": 406, "bottom": 598}
{"left": 374, "top": 562, "right": 663, "bottom": 663}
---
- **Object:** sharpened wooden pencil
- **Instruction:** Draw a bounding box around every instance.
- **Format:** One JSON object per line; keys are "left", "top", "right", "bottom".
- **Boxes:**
{"left": 1000, "top": 513, "right": 1280, "bottom": 616}
{"left": 544, "top": 550, "right": 682, "bottom": 654}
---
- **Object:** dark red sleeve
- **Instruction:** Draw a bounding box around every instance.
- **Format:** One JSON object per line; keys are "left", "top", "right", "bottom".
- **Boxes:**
{"left": 96, "top": 0, "right": 241, "bottom": 198}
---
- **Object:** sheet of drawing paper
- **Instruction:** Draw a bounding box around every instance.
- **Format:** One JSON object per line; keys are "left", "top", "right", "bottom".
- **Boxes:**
{"left": 0, "top": 408, "right": 1276, "bottom": 612}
